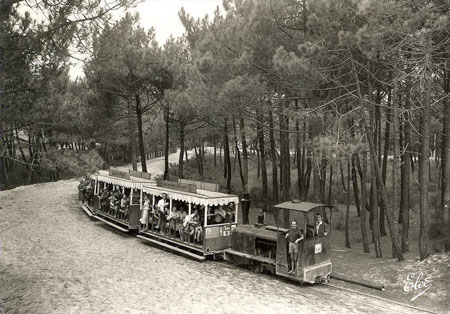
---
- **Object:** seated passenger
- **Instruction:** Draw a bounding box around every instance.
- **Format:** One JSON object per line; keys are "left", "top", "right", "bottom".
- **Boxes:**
{"left": 314, "top": 213, "right": 329, "bottom": 237}
{"left": 99, "top": 189, "right": 109, "bottom": 212}
{"left": 108, "top": 192, "right": 117, "bottom": 215}
{"left": 167, "top": 207, "right": 180, "bottom": 237}
{"left": 184, "top": 209, "right": 199, "bottom": 242}
{"left": 212, "top": 206, "right": 226, "bottom": 224}
{"left": 113, "top": 191, "right": 121, "bottom": 217}
{"left": 120, "top": 194, "right": 128, "bottom": 220}
{"left": 194, "top": 219, "right": 204, "bottom": 244}
{"left": 225, "top": 202, "right": 235, "bottom": 223}
{"left": 85, "top": 183, "right": 93, "bottom": 206}
{"left": 177, "top": 208, "right": 188, "bottom": 240}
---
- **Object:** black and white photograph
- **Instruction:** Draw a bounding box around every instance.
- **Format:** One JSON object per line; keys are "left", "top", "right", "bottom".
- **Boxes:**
{"left": 1, "top": 0, "right": 450, "bottom": 313}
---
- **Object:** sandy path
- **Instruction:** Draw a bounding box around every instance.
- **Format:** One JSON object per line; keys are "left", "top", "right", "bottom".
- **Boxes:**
{"left": 116, "top": 149, "right": 200, "bottom": 177}
{"left": 0, "top": 152, "right": 440, "bottom": 314}
{"left": 1, "top": 179, "right": 423, "bottom": 314}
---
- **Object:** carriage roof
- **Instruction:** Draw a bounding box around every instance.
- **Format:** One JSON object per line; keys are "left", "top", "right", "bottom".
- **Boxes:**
{"left": 142, "top": 184, "right": 239, "bottom": 207}
{"left": 91, "top": 170, "right": 155, "bottom": 189}
{"left": 273, "top": 201, "right": 332, "bottom": 213}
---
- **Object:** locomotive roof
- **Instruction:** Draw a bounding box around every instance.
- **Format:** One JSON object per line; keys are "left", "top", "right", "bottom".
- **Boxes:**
{"left": 274, "top": 201, "right": 332, "bottom": 212}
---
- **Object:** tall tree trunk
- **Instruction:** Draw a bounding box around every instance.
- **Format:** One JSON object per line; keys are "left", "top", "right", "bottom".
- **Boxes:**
{"left": 360, "top": 152, "right": 370, "bottom": 253}
{"left": 219, "top": 142, "right": 222, "bottom": 165}
{"left": 345, "top": 158, "right": 351, "bottom": 248}
{"left": 370, "top": 160, "right": 382, "bottom": 257}
{"left": 351, "top": 154, "right": 361, "bottom": 217}
{"left": 40, "top": 130, "right": 47, "bottom": 153}
{"left": 224, "top": 119, "right": 232, "bottom": 193}
{"left": 328, "top": 163, "right": 333, "bottom": 204}
{"left": 301, "top": 121, "right": 307, "bottom": 197}
{"left": 232, "top": 118, "right": 244, "bottom": 188}
{"left": 281, "top": 99, "right": 291, "bottom": 227}
{"left": 256, "top": 146, "right": 261, "bottom": 179}
{"left": 303, "top": 156, "right": 312, "bottom": 200}
{"left": 442, "top": 62, "right": 450, "bottom": 224}
{"left": 135, "top": 94, "right": 147, "bottom": 173}
{"left": 1, "top": 157, "right": 9, "bottom": 190}
{"left": 339, "top": 161, "right": 347, "bottom": 193}
{"left": 201, "top": 139, "right": 205, "bottom": 161}
{"left": 213, "top": 135, "right": 217, "bottom": 168}
{"left": 351, "top": 55, "right": 403, "bottom": 261}
{"left": 240, "top": 118, "right": 249, "bottom": 196}
{"left": 178, "top": 121, "right": 185, "bottom": 179}
{"left": 163, "top": 103, "right": 170, "bottom": 180}
{"left": 233, "top": 147, "right": 237, "bottom": 173}
{"left": 419, "top": 49, "right": 432, "bottom": 261}
{"left": 319, "top": 157, "right": 327, "bottom": 203}
{"left": 391, "top": 80, "right": 401, "bottom": 257}
{"left": 257, "top": 109, "right": 268, "bottom": 211}
{"left": 295, "top": 101, "right": 304, "bottom": 198}
{"left": 380, "top": 93, "right": 391, "bottom": 236}
{"left": 401, "top": 76, "right": 412, "bottom": 252}
{"left": 194, "top": 147, "right": 202, "bottom": 176}
{"left": 279, "top": 108, "right": 290, "bottom": 202}
{"left": 127, "top": 94, "right": 137, "bottom": 171}
{"left": 269, "top": 109, "right": 279, "bottom": 204}
{"left": 27, "top": 132, "right": 33, "bottom": 162}
{"left": 14, "top": 125, "right": 27, "bottom": 164}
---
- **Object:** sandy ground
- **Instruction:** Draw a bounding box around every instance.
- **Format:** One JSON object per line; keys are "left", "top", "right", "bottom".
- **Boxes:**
{"left": 1, "top": 152, "right": 448, "bottom": 314}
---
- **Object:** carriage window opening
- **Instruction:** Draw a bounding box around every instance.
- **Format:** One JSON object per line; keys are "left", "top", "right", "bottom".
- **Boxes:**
{"left": 181, "top": 204, "right": 203, "bottom": 245}
{"left": 207, "top": 205, "right": 227, "bottom": 225}
{"left": 228, "top": 202, "right": 237, "bottom": 224}
{"left": 306, "top": 208, "right": 331, "bottom": 238}
{"left": 130, "top": 189, "right": 141, "bottom": 205}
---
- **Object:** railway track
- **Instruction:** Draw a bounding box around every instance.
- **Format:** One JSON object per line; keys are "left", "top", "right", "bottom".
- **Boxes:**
{"left": 216, "top": 260, "right": 438, "bottom": 314}
{"left": 316, "top": 283, "right": 438, "bottom": 314}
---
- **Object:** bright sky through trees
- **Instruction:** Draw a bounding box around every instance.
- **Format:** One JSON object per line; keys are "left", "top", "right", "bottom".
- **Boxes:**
{"left": 68, "top": 0, "right": 222, "bottom": 78}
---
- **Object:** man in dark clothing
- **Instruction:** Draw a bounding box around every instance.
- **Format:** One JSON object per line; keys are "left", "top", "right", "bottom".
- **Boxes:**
{"left": 314, "top": 213, "right": 329, "bottom": 237}
{"left": 285, "top": 220, "right": 304, "bottom": 274}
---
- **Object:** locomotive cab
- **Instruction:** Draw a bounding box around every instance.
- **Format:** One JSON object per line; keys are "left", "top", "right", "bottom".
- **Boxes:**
{"left": 274, "top": 201, "right": 333, "bottom": 284}
{"left": 224, "top": 201, "right": 333, "bottom": 284}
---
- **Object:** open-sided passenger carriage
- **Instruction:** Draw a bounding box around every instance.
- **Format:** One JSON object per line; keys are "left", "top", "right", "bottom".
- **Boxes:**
{"left": 81, "top": 169, "right": 155, "bottom": 232}
{"left": 137, "top": 179, "right": 239, "bottom": 261}
{"left": 224, "top": 201, "right": 333, "bottom": 284}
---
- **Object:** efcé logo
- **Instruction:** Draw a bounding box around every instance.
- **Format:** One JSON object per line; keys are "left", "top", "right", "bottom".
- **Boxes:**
{"left": 403, "top": 272, "right": 432, "bottom": 302}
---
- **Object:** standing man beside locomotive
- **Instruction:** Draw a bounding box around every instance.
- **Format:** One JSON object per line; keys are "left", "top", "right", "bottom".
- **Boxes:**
{"left": 285, "top": 220, "right": 304, "bottom": 274}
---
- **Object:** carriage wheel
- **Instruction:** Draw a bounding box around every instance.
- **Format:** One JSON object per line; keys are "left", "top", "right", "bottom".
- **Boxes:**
{"left": 249, "top": 262, "right": 261, "bottom": 273}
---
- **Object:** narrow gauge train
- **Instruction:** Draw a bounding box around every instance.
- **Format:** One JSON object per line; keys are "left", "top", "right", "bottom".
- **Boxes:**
{"left": 79, "top": 169, "right": 332, "bottom": 284}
